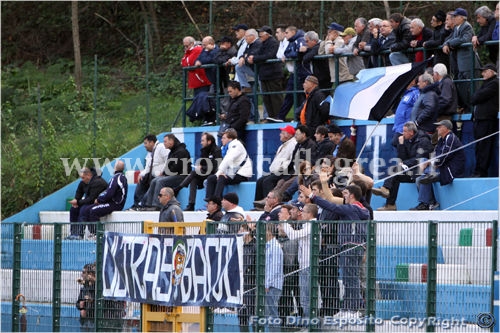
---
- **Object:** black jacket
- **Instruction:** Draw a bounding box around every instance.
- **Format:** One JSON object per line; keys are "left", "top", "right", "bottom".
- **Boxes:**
{"left": 411, "top": 83, "right": 439, "bottom": 133}
{"left": 437, "top": 75, "right": 458, "bottom": 116}
{"left": 390, "top": 17, "right": 412, "bottom": 52}
{"left": 225, "top": 94, "right": 251, "bottom": 133}
{"left": 75, "top": 175, "right": 108, "bottom": 207}
{"left": 164, "top": 139, "right": 192, "bottom": 176}
{"left": 303, "top": 87, "right": 330, "bottom": 134}
{"left": 471, "top": 75, "right": 499, "bottom": 121}
{"left": 435, "top": 131, "right": 465, "bottom": 185}
{"left": 315, "top": 138, "right": 335, "bottom": 159}
{"left": 289, "top": 137, "right": 318, "bottom": 173}
{"left": 397, "top": 131, "right": 434, "bottom": 172}
{"left": 298, "top": 42, "right": 330, "bottom": 87}
{"left": 424, "top": 23, "right": 451, "bottom": 66}
{"left": 252, "top": 36, "right": 283, "bottom": 81}
{"left": 199, "top": 142, "right": 222, "bottom": 175}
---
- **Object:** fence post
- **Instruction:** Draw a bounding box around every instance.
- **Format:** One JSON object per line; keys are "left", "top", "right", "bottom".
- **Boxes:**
{"left": 206, "top": 220, "right": 216, "bottom": 332}
{"left": 426, "top": 221, "right": 438, "bottom": 332}
{"left": 365, "top": 220, "right": 377, "bottom": 332}
{"left": 255, "top": 220, "right": 266, "bottom": 332}
{"left": 95, "top": 222, "right": 105, "bottom": 331}
{"left": 490, "top": 220, "right": 498, "bottom": 332}
{"left": 309, "top": 220, "right": 320, "bottom": 331}
{"left": 52, "top": 224, "right": 63, "bottom": 332}
{"left": 11, "top": 223, "right": 23, "bottom": 332}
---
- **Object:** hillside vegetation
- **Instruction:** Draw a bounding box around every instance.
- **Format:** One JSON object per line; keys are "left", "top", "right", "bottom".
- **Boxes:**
{"left": 1, "top": 1, "right": 491, "bottom": 218}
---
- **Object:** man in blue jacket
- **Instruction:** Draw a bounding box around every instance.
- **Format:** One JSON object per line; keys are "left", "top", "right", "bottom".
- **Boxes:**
{"left": 81, "top": 160, "right": 128, "bottom": 238}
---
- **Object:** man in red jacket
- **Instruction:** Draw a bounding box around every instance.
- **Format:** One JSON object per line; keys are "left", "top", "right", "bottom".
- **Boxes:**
{"left": 181, "top": 36, "right": 211, "bottom": 96}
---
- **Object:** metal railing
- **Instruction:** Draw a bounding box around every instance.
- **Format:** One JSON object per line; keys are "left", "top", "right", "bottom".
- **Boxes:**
{"left": 1, "top": 218, "right": 497, "bottom": 332}
{"left": 181, "top": 41, "right": 498, "bottom": 126}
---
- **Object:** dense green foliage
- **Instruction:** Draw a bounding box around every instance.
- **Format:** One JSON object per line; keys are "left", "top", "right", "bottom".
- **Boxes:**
{"left": 1, "top": 1, "right": 496, "bottom": 218}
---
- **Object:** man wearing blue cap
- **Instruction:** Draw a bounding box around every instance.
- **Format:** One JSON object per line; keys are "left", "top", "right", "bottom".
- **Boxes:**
{"left": 319, "top": 22, "right": 353, "bottom": 85}
{"left": 442, "top": 8, "right": 476, "bottom": 112}
{"left": 227, "top": 24, "right": 249, "bottom": 83}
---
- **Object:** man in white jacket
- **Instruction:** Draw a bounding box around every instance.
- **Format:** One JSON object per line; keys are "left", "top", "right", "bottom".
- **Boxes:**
{"left": 253, "top": 125, "right": 297, "bottom": 207}
{"left": 279, "top": 203, "right": 319, "bottom": 321}
{"left": 205, "top": 128, "right": 253, "bottom": 200}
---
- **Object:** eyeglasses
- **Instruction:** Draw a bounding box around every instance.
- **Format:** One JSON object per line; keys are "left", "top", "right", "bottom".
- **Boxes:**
{"left": 158, "top": 194, "right": 167, "bottom": 197}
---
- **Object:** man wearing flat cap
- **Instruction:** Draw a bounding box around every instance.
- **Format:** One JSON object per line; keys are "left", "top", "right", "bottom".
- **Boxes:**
{"left": 443, "top": 8, "right": 477, "bottom": 112}
{"left": 423, "top": 10, "right": 451, "bottom": 68}
{"left": 214, "top": 36, "right": 237, "bottom": 90}
{"left": 249, "top": 25, "right": 284, "bottom": 121}
{"left": 319, "top": 23, "right": 353, "bottom": 85}
{"left": 227, "top": 24, "right": 249, "bottom": 83}
{"left": 297, "top": 75, "right": 331, "bottom": 134}
{"left": 471, "top": 64, "right": 499, "bottom": 177}
{"left": 204, "top": 195, "right": 223, "bottom": 221}
{"left": 412, "top": 119, "right": 465, "bottom": 210}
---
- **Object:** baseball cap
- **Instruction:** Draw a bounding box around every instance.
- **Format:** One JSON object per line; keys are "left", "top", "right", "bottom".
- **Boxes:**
{"left": 479, "top": 64, "right": 497, "bottom": 72}
{"left": 279, "top": 124, "right": 296, "bottom": 136}
{"left": 257, "top": 25, "right": 273, "bottom": 35}
{"left": 204, "top": 195, "right": 221, "bottom": 206}
{"left": 328, "top": 22, "right": 344, "bottom": 32}
{"left": 434, "top": 119, "right": 453, "bottom": 130}
{"left": 232, "top": 24, "right": 249, "bottom": 31}
{"left": 340, "top": 27, "right": 356, "bottom": 37}
{"left": 451, "top": 8, "right": 467, "bottom": 17}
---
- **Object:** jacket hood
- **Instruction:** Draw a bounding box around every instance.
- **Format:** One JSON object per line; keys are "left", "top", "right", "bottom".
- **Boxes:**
{"left": 288, "top": 29, "right": 305, "bottom": 42}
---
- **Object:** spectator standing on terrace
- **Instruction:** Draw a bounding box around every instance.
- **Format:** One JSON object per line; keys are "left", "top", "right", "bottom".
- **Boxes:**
{"left": 471, "top": 64, "right": 499, "bottom": 177}
{"left": 250, "top": 25, "right": 284, "bottom": 121}
{"left": 297, "top": 75, "right": 330, "bottom": 133}
{"left": 372, "top": 121, "right": 434, "bottom": 211}
{"left": 493, "top": 3, "right": 500, "bottom": 68}
{"left": 235, "top": 28, "right": 262, "bottom": 93}
{"left": 275, "top": 25, "right": 289, "bottom": 59}
{"left": 219, "top": 81, "right": 251, "bottom": 143}
{"left": 227, "top": 24, "right": 248, "bottom": 82}
{"left": 213, "top": 36, "right": 237, "bottom": 91}
{"left": 130, "top": 134, "right": 169, "bottom": 211}
{"left": 391, "top": 79, "right": 420, "bottom": 147}
{"left": 412, "top": 120, "right": 465, "bottom": 210}
{"left": 298, "top": 30, "right": 331, "bottom": 92}
{"left": 253, "top": 125, "right": 297, "bottom": 206}
{"left": 238, "top": 223, "right": 256, "bottom": 332}
{"left": 158, "top": 187, "right": 184, "bottom": 222}
{"left": 369, "top": 19, "right": 396, "bottom": 67}
{"left": 336, "top": 27, "right": 364, "bottom": 76}
{"left": 76, "top": 263, "right": 96, "bottom": 331}
{"left": 320, "top": 22, "right": 353, "bottom": 85}
{"left": 277, "top": 26, "right": 306, "bottom": 121}
{"left": 423, "top": 10, "right": 451, "bottom": 69}
{"left": 389, "top": 13, "right": 413, "bottom": 65}
{"left": 432, "top": 63, "right": 458, "bottom": 123}
{"left": 204, "top": 195, "right": 224, "bottom": 221}
{"left": 67, "top": 167, "right": 107, "bottom": 240}
{"left": 472, "top": 5, "right": 498, "bottom": 64}
{"left": 205, "top": 128, "right": 252, "bottom": 201}
{"left": 81, "top": 160, "right": 128, "bottom": 238}
{"left": 409, "top": 18, "right": 433, "bottom": 63}
{"left": 181, "top": 36, "right": 211, "bottom": 96}
{"left": 265, "top": 223, "right": 284, "bottom": 332}
{"left": 352, "top": 17, "right": 371, "bottom": 68}
{"left": 442, "top": 8, "right": 476, "bottom": 112}
{"left": 303, "top": 184, "right": 369, "bottom": 319}
{"left": 278, "top": 203, "right": 319, "bottom": 321}
{"left": 195, "top": 36, "right": 219, "bottom": 89}
{"left": 173, "top": 132, "right": 221, "bottom": 211}
{"left": 411, "top": 73, "right": 439, "bottom": 135}
{"left": 140, "top": 134, "right": 191, "bottom": 210}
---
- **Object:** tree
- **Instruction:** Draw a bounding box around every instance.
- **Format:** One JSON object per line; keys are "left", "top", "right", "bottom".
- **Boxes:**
{"left": 71, "top": 1, "right": 82, "bottom": 93}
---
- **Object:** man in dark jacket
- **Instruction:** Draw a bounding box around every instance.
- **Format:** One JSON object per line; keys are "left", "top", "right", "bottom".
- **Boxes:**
{"left": 158, "top": 187, "right": 184, "bottom": 222}
{"left": 389, "top": 13, "right": 413, "bottom": 65}
{"left": 412, "top": 120, "right": 465, "bottom": 210}
{"left": 471, "top": 64, "right": 499, "bottom": 177}
{"left": 314, "top": 125, "right": 335, "bottom": 158}
{"left": 411, "top": 73, "right": 439, "bottom": 134}
{"left": 141, "top": 134, "right": 191, "bottom": 210}
{"left": 67, "top": 167, "right": 108, "bottom": 240}
{"left": 235, "top": 29, "right": 262, "bottom": 91}
{"left": 174, "top": 132, "right": 221, "bottom": 211}
{"left": 250, "top": 26, "right": 284, "bottom": 120}
{"left": 409, "top": 18, "right": 433, "bottom": 62}
{"left": 298, "top": 31, "right": 330, "bottom": 92}
{"left": 220, "top": 81, "right": 251, "bottom": 143}
{"left": 432, "top": 63, "right": 458, "bottom": 120}
{"left": 372, "top": 121, "right": 434, "bottom": 211}
{"left": 297, "top": 75, "right": 330, "bottom": 134}
{"left": 82, "top": 160, "right": 128, "bottom": 237}
{"left": 205, "top": 195, "right": 224, "bottom": 221}
{"left": 423, "top": 10, "right": 451, "bottom": 68}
